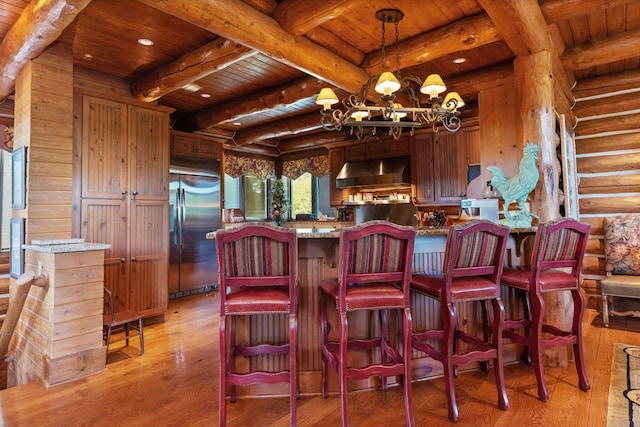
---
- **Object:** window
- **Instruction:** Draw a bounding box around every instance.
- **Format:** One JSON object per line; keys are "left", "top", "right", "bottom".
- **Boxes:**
{"left": 223, "top": 173, "right": 267, "bottom": 220}
{"left": 286, "top": 172, "right": 331, "bottom": 219}
{"left": 1, "top": 149, "right": 11, "bottom": 250}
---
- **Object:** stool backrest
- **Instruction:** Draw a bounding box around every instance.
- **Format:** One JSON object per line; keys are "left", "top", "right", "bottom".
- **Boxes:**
{"left": 532, "top": 218, "right": 590, "bottom": 279}
{"left": 603, "top": 214, "right": 640, "bottom": 276}
{"left": 337, "top": 220, "right": 415, "bottom": 307}
{"left": 443, "top": 220, "right": 510, "bottom": 279}
{"left": 216, "top": 224, "right": 298, "bottom": 309}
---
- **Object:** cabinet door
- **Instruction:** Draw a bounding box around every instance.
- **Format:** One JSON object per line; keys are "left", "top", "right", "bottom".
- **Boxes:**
{"left": 81, "top": 198, "right": 129, "bottom": 312}
{"left": 329, "top": 147, "right": 345, "bottom": 206}
{"left": 194, "top": 140, "right": 221, "bottom": 159}
{"left": 171, "top": 134, "right": 194, "bottom": 156}
{"left": 411, "top": 134, "right": 435, "bottom": 204}
{"left": 434, "top": 133, "right": 462, "bottom": 203}
{"left": 129, "top": 199, "right": 168, "bottom": 318}
{"left": 81, "top": 96, "right": 128, "bottom": 199}
{"left": 130, "top": 106, "right": 170, "bottom": 201}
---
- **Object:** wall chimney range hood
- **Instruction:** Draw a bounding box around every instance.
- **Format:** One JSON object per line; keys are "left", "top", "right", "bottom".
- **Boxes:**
{"left": 336, "top": 156, "right": 411, "bottom": 188}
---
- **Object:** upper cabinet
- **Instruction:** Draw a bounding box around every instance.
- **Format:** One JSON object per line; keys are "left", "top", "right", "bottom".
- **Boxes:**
{"left": 412, "top": 127, "right": 480, "bottom": 206}
{"left": 170, "top": 131, "right": 222, "bottom": 160}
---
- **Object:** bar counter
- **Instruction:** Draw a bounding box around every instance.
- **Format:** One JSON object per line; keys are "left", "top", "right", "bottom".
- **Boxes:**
{"left": 207, "top": 223, "right": 535, "bottom": 396}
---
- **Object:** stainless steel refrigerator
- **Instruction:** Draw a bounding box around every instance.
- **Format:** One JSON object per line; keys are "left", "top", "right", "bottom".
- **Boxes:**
{"left": 169, "top": 159, "right": 220, "bottom": 297}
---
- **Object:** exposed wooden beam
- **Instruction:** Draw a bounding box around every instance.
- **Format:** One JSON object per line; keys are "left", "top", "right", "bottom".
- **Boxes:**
{"left": 541, "top": 0, "right": 637, "bottom": 23}
{"left": 573, "top": 91, "right": 640, "bottom": 119}
{"left": 277, "top": 131, "right": 352, "bottom": 153}
{"left": 179, "top": 76, "right": 325, "bottom": 131}
{"left": 477, "top": 0, "right": 575, "bottom": 107}
{"left": 573, "top": 69, "right": 640, "bottom": 99}
{"left": 273, "top": 0, "right": 363, "bottom": 36}
{"left": 361, "top": 14, "right": 501, "bottom": 74}
{"left": 139, "top": 0, "right": 370, "bottom": 95}
{"left": 234, "top": 112, "right": 322, "bottom": 145}
{"left": 223, "top": 143, "right": 280, "bottom": 157}
{"left": 562, "top": 28, "right": 640, "bottom": 71}
{"left": 0, "top": 0, "right": 92, "bottom": 101}
{"left": 131, "top": 38, "right": 258, "bottom": 102}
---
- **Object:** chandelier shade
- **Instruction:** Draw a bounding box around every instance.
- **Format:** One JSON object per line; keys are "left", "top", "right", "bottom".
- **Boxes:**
{"left": 316, "top": 9, "right": 463, "bottom": 139}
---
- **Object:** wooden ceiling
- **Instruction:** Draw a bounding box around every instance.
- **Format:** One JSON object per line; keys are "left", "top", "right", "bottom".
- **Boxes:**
{"left": 1, "top": 0, "right": 640, "bottom": 156}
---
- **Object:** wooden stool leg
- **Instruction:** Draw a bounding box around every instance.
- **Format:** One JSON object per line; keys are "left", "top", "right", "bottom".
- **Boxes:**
{"left": 339, "top": 312, "right": 349, "bottom": 427}
{"left": 572, "top": 289, "right": 590, "bottom": 392}
{"left": 492, "top": 298, "right": 509, "bottom": 410}
{"left": 443, "top": 302, "right": 459, "bottom": 423}
{"left": 289, "top": 313, "right": 297, "bottom": 427}
{"left": 320, "top": 294, "right": 329, "bottom": 399}
{"left": 530, "top": 292, "right": 549, "bottom": 402}
{"left": 219, "top": 314, "right": 227, "bottom": 427}
{"left": 402, "top": 307, "right": 415, "bottom": 427}
{"left": 602, "top": 295, "right": 610, "bottom": 327}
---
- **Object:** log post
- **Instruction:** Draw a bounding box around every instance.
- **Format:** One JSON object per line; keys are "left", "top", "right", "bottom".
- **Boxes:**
{"left": 515, "top": 51, "right": 571, "bottom": 367}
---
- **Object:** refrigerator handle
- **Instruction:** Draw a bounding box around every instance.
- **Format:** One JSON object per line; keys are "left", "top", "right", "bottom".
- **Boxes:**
{"left": 180, "top": 188, "right": 186, "bottom": 249}
{"left": 175, "top": 189, "right": 181, "bottom": 248}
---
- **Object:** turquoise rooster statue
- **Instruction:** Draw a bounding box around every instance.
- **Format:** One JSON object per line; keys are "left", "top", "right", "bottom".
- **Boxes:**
{"left": 487, "top": 143, "right": 540, "bottom": 227}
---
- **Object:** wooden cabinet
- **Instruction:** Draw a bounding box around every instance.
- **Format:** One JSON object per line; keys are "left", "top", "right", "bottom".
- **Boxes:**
{"left": 411, "top": 134, "right": 435, "bottom": 204}
{"left": 412, "top": 127, "right": 480, "bottom": 205}
{"left": 329, "top": 147, "right": 345, "bottom": 206}
{"left": 80, "top": 95, "right": 169, "bottom": 319}
{"left": 344, "top": 138, "right": 410, "bottom": 161}
{"left": 171, "top": 131, "right": 222, "bottom": 160}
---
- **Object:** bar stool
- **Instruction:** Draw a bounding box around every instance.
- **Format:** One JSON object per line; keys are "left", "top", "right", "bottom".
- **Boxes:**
{"left": 215, "top": 224, "right": 298, "bottom": 426}
{"left": 319, "top": 220, "right": 416, "bottom": 427}
{"left": 410, "top": 220, "right": 510, "bottom": 422}
{"left": 500, "top": 218, "right": 590, "bottom": 401}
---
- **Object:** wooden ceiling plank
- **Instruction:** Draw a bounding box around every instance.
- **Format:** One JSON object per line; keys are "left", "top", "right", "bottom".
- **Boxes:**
{"left": 138, "top": 0, "right": 370, "bottom": 95}
{"left": 132, "top": 38, "right": 258, "bottom": 102}
{"left": 273, "top": 0, "right": 364, "bottom": 36}
{"left": 0, "top": 0, "right": 92, "bottom": 101}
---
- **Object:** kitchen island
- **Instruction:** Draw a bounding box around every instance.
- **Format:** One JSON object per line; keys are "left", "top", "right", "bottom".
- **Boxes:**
{"left": 207, "top": 224, "right": 535, "bottom": 396}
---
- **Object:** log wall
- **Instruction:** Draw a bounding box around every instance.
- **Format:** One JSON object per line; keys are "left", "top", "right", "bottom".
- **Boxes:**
{"left": 574, "top": 82, "right": 640, "bottom": 301}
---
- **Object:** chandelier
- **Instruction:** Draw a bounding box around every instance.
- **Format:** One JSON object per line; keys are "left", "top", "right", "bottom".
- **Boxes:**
{"left": 316, "top": 9, "right": 464, "bottom": 140}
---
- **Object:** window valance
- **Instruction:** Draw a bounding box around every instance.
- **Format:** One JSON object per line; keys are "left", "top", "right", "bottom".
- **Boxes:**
{"left": 224, "top": 154, "right": 275, "bottom": 180}
{"left": 282, "top": 155, "right": 329, "bottom": 180}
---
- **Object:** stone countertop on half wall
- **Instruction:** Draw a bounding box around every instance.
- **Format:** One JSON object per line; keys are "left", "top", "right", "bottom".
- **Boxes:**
{"left": 205, "top": 224, "right": 536, "bottom": 239}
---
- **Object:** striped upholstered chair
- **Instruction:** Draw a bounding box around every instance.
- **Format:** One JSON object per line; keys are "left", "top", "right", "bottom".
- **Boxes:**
{"left": 319, "top": 220, "right": 416, "bottom": 427}
{"left": 215, "top": 224, "right": 298, "bottom": 426}
{"left": 500, "top": 218, "right": 590, "bottom": 402}
{"left": 411, "top": 220, "right": 510, "bottom": 422}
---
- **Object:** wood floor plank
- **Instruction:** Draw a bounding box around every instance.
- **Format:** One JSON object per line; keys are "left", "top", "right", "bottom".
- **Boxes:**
{"left": 0, "top": 292, "right": 634, "bottom": 426}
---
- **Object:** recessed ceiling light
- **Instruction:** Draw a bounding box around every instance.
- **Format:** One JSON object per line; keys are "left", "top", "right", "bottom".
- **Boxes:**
{"left": 200, "top": 93, "right": 211, "bottom": 98}
{"left": 138, "top": 38, "right": 154, "bottom": 46}
{"left": 183, "top": 83, "right": 202, "bottom": 92}
{"left": 233, "top": 122, "right": 242, "bottom": 126}
{"left": 453, "top": 57, "right": 467, "bottom": 64}
{"left": 83, "top": 53, "right": 93, "bottom": 60}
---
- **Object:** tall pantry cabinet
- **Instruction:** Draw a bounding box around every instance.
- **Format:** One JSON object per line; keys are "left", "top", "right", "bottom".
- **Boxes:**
{"left": 77, "top": 95, "right": 170, "bottom": 320}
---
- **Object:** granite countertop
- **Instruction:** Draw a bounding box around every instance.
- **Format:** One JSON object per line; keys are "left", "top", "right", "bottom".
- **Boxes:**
{"left": 23, "top": 239, "right": 112, "bottom": 253}
{"left": 206, "top": 224, "right": 536, "bottom": 239}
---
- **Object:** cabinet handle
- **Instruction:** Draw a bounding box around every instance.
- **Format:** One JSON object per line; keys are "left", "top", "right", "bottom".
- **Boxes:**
{"left": 120, "top": 258, "right": 126, "bottom": 263}
{"left": 131, "top": 257, "right": 137, "bottom": 262}
{"left": 132, "top": 191, "right": 138, "bottom": 196}
{"left": 121, "top": 190, "right": 127, "bottom": 196}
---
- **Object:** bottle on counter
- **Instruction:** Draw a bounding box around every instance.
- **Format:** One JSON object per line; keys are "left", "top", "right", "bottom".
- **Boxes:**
{"left": 482, "top": 181, "right": 495, "bottom": 199}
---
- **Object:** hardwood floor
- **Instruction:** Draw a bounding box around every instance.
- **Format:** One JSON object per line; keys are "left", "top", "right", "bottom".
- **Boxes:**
{"left": 0, "top": 291, "right": 637, "bottom": 426}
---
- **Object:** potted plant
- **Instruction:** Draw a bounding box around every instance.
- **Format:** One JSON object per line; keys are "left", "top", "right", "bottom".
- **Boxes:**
{"left": 271, "top": 177, "right": 287, "bottom": 226}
